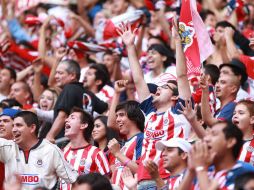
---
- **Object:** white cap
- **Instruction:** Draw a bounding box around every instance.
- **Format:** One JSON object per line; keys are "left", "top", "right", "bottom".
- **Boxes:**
{"left": 155, "top": 138, "right": 192, "bottom": 153}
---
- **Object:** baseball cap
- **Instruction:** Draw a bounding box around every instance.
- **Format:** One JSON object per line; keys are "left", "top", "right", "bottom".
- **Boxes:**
{"left": 0, "top": 108, "right": 21, "bottom": 118}
{"left": 155, "top": 138, "right": 192, "bottom": 153}
{"left": 219, "top": 59, "right": 248, "bottom": 84}
{"left": 147, "top": 83, "right": 158, "bottom": 94}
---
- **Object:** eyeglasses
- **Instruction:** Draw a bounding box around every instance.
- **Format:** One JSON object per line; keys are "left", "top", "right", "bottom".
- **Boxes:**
{"left": 160, "top": 84, "right": 174, "bottom": 92}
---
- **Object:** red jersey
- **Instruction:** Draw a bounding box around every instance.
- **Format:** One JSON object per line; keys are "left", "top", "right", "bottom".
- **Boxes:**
{"left": 60, "top": 144, "right": 110, "bottom": 190}
{"left": 138, "top": 96, "right": 191, "bottom": 181}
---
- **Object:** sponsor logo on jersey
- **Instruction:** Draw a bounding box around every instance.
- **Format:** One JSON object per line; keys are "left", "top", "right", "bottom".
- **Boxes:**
{"left": 145, "top": 129, "right": 165, "bottom": 140}
{"left": 21, "top": 174, "right": 40, "bottom": 185}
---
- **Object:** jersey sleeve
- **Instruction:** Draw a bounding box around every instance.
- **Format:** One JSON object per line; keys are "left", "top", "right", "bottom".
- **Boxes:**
{"left": 94, "top": 151, "right": 110, "bottom": 175}
{"left": 215, "top": 102, "right": 236, "bottom": 121}
{"left": 0, "top": 138, "right": 13, "bottom": 163}
{"left": 135, "top": 133, "right": 144, "bottom": 160}
{"left": 139, "top": 96, "right": 156, "bottom": 116}
{"left": 52, "top": 144, "right": 78, "bottom": 184}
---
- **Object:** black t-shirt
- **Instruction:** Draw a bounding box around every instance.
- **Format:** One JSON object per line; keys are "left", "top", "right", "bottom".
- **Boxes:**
{"left": 53, "top": 82, "right": 108, "bottom": 138}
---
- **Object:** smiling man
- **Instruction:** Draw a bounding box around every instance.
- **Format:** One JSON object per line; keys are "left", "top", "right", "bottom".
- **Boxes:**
{"left": 0, "top": 111, "right": 78, "bottom": 190}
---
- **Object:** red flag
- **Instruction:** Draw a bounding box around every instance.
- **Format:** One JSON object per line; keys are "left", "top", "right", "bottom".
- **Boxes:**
{"left": 179, "top": 0, "right": 214, "bottom": 76}
{"left": 95, "top": 10, "right": 144, "bottom": 42}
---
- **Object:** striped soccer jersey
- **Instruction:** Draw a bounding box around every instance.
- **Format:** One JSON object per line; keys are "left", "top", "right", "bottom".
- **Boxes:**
{"left": 60, "top": 144, "right": 110, "bottom": 190}
{"left": 138, "top": 96, "right": 191, "bottom": 181}
{"left": 238, "top": 138, "right": 254, "bottom": 165}
{"left": 111, "top": 133, "right": 143, "bottom": 190}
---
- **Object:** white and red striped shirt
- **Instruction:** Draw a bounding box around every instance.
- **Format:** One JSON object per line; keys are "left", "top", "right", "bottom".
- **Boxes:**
{"left": 60, "top": 144, "right": 110, "bottom": 190}
{"left": 165, "top": 171, "right": 185, "bottom": 190}
{"left": 111, "top": 133, "right": 143, "bottom": 190}
{"left": 238, "top": 138, "right": 254, "bottom": 165}
{"left": 138, "top": 96, "right": 191, "bottom": 181}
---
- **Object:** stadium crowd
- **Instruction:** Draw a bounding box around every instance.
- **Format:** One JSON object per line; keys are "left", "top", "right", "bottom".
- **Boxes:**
{"left": 0, "top": 0, "right": 254, "bottom": 189}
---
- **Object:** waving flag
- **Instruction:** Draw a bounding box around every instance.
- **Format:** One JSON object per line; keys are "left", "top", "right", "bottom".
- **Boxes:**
{"left": 95, "top": 10, "right": 144, "bottom": 43}
{"left": 179, "top": 0, "right": 214, "bottom": 76}
{"left": 68, "top": 41, "right": 107, "bottom": 54}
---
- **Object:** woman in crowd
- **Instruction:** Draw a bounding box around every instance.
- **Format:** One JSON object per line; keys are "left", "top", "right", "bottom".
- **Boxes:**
{"left": 92, "top": 115, "right": 119, "bottom": 158}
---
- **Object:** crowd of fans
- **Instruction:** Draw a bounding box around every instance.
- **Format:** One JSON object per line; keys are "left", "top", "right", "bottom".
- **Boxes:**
{"left": 0, "top": 0, "right": 254, "bottom": 189}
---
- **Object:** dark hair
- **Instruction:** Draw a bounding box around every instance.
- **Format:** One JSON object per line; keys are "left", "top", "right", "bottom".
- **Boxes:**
{"left": 103, "top": 49, "right": 114, "bottom": 57}
{"left": 93, "top": 116, "right": 119, "bottom": 150}
{"left": 115, "top": 101, "right": 144, "bottom": 132}
{"left": 219, "top": 121, "right": 243, "bottom": 160}
{"left": 234, "top": 172, "right": 254, "bottom": 190}
{"left": 73, "top": 173, "right": 113, "bottom": 190}
{"left": 14, "top": 111, "right": 40, "bottom": 136}
{"left": 204, "top": 64, "right": 220, "bottom": 85}
{"left": 4, "top": 67, "right": 17, "bottom": 81}
{"left": 0, "top": 98, "right": 23, "bottom": 109}
{"left": 167, "top": 80, "right": 179, "bottom": 96}
{"left": 70, "top": 107, "right": 94, "bottom": 142}
{"left": 148, "top": 44, "right": 176, "bottom": 68}
{"left": 200, "top": 9, "right": 215, "bottom": 22}
{"left": 60, "top": 59, "right": 81, "bottom": 81}
{"left": 89, "top": 63, "right": 110, "bottom": 91}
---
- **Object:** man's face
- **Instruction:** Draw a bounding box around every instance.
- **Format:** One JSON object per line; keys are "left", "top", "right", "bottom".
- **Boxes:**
{"left": 152, "top": 83, "right": 176, "bottom": 106}
{"left": 215, "top": 75, "right": 236, "bottom": 99}
{"left": 161, "top": 147, "right": 185, "bottom": 171}
{"left": 147, "top": 49, "right": 166, "bottom": 70}
{"left": 115, "top": 109, "right": 133, "bottom": 136}
{"left": 0, "top": 115, "right": 13, "bottom": 140}
{"left": 0, "top": 69, "right": 13, "bottom": 91}
{"left": 9, "top": 82, "right": 29, "bottom": 105}
{"left": 204, "top": 14, "right": 217, "bottom": 28}
{"left": 83, "top": 68, "right": 97, "bottom": 90}
{"left": 12, "top": 117, "right": 33, "bottom": 147}
{"left": 220, "top": 66, "right": 235, "bottom": 77}
{"left": 55, "top": 64, "right": 74, "bottom": 88}
{"left": 213, "top": 26, "right": 226, "bottom": 44}
{"left": 204, "top": 123, "right": 228, "bottom": 160}
{"left": 65, "top": 112, "right": 82, "bottom": 139}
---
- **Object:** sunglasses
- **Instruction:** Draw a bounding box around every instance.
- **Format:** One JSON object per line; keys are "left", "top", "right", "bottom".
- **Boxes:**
{"left": 160, "top": 84, "right": 175, "bottom": 92}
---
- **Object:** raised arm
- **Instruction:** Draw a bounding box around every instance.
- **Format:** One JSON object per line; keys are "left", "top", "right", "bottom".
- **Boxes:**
{"left": 107, "top": 80, "right": 128, "bottom": 130}
{"left": 172, "top": 18, "right": 192, "bottom": 99}
{"left": 200, "top": 75, "right": 218, "bottom": 127}
{"left": 117, "top": 23, "right": 150, "bottom": 102}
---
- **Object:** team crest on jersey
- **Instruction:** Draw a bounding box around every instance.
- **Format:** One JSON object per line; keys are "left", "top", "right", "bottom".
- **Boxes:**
{"left": 178, "top": 22, "right": 195, "bottom": 52}
{"left": 163, "top": 118, "right": 169, "bottom": 126}
{"left": 247, "top": 145, "right": 254, "bottom": 152}
{"left": 36, "top": 159, "right": 43, "bottom": 167}
{"left": 80, "top": 159, "right": 86, "bottom": 166}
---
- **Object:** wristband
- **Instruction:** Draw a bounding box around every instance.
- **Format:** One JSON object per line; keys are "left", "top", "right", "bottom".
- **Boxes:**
{"left": 195, "top": 166, "right": 205, "bottom": 172}
{"left": 123, "top": 159, "right": 131, "bottom": 167}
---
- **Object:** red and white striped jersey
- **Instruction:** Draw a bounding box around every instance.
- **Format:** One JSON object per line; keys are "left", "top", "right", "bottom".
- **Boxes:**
{"left": 192, "top": 169, "right": 231, "bottom": 190}
{"left": 238, "top": 138, "right": 254, "bottom": 165}
{"left": 111, "top": 133, "right": 143, "bottom": 190}
{"left": 60, "top": 144, "right": 110, "bottom": 190}
{"left": 192, "top": 162, "right": 254, "bottom": 190}
{"left": 138, "top": 96, "right": 191, "bottom": 181}
{"left": 166, "top": 171, "right": 185, "bottom": 190}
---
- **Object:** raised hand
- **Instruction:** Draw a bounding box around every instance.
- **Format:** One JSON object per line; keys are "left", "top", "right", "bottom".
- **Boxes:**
{"left": 144, "top": 159, "right": 160, "bottom": 180}
{"left": 54, "top": 47, "right": 68, "bottom": 61}
{"left": 114, "top": 80, "right": 128, "bottom": 93}
{"left": 122, "top": 167, "right": 138, "bottom": 190}
{"left": 199, "top": 74, "right": 209, "bottom": 90}
{"left": 107, "top": 138, "right": 121, "bottom": 157}
{"left": 178, "top": 99, "right": 197, "bottom": 123}
{"left": 116, "top": 22, "right": 138, "bottom": 47}
{"left": 171, "top": 15, "right": 181, "bottom": 42}
{"left": 32, "top": 57, "right": 44, "bottom": 73}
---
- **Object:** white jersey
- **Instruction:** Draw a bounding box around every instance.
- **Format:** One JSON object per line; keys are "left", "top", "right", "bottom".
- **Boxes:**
{"left": 0, "top": 138, "right": 78, "bottom": 190}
